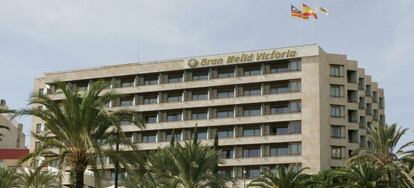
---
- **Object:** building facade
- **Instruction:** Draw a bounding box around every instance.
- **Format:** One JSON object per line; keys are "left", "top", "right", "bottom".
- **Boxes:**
{"left": 31, "top": 44, "right": 385, "bottom": 186}
{"left": 0, "top": 99, "right": 25, "bottom": 149}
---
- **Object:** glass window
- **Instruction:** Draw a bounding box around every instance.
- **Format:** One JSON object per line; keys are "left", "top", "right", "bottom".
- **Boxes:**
{"left": 144, "top": 114, "right": 157, "bottom": 123}
{"left": 243, "top": 86, "right": 261, "bottom": 96}
{"left": 192, "top": 110, "right": 208, "bottom": 120}
{"left": 218, "top": 168, "right": 233, "bottom": 178}
{"left": 192, "top": 90, "right": 208, "bottom": 100}
{"left": 290, "top": 143, "right": 302, "bottom": 155}
{"left": 331, "top": 146, "right": 343, "bottom": 159}
{"left": 144, "top": 94, "right": 158, "bottom": 104}
{"left": 144, "top": 75, "right": 158, "bottom": 85}
{"left": 289, "top": 81, "right": 301, "bottom": 92}
{"left": 331, "top": 105, "right": 344, "bottom": 118}
{"left": 270, "top": 145, "right": 288, "bottom": 156}
{"left": 289, "top": 121, "right": 302, "bottom": 134}
{"left": 290, "top": 101, "right": 301, "bottom": 112}
{"left": 142, "top": 132, "right": 157, "bottom": 143}
{"left": 197, "top": 129, "right": 208, "bottom": 140}
{"left": 217, "top": 109, "right": 234, "bottom": 118}
{"left": 166, "top": 131, "right": 182, "bottom": 141}
{"left": 270, "top": 125, "right": 288, "bottom": 135}
{"left": 243, "top": 106, "right": 261, "bottom": 116}
{"left": 270, "top": 62, "right": 289, "bottom": 73}
{"left": 217, "top": 68, "right": 235, "bottom": 78}
{"left": 330, "top": 85, "right": 344, "bottom": 97}
{"left": 271, "top": 104, "right": 289, "bottom": 114}
{"left": 120, "top": 97, "right": 134, "bottom": 106}
{"left": 243, "top": 126, "right": 261, "bottom": 137}
{"left": 289, "top": 60, "right": 301, "bottom": 71}
{"left": 36, "top": 124, "right": 42, "bottom": 133}
{"left": 330, "top": 65, "right": 344, "bottom": 77}
{"left": 167, "top": 93, "right": 182, "bottom": 103}
{"left": 120, "top": 115, "right": 133, "bottom": 125}
{"left": 121, "top": 78, "right": 134, "bottom": 88}
{"left": 246, "top": 168, "right": 261, "bottom": 179}
{"left": 218, "top": 128, "right": 234, "bottom": 138}
{"left": 192, "top": 70, "right": 209, "bottom": 81}
{"left": 271, "top": 84, "right": 289, "bottom": 94}
{"left": 243, "top": 66, "right": 261, "bottom": 76}
{"left": 221, "top": 148, "right": 233, "bottom": 159}
{"left": 77, "top": 82, "right": 89, "bottom": 91}
{"left": 243, "top": 147, "right": 261, "bottom": 158}
{"left": 167, "top": 112, "right": 182, "bottom": 122}
{"left": 217, "top": 88, "right": 234, "bottom": 98}
{"left": 167, "top": 73, "right": 183, "bottom": 83}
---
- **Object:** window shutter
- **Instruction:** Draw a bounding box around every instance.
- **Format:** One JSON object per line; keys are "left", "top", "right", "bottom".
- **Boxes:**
{"left": 262, "top": 124, "right": 270, "bottom": 136}
{"left": 209, "top": 107, "right": 217, "bottom": 119}
{"left": 186, "top": 71, "right": 192, "bottom": 81}
{"left": 236, "top": 66, "right": 243, "bottom": 77}
{"left": 208, "top": 128, "right": 217, "bottom": 139}
{"left": 262, "top": 83, "right": 270, "bottom": 95}
{"left": 210, "top": 68, "right": 217, "bottom": 79}
{"left": 263, "top": 64, "right": 270, "bottom": 74}
{"left": 135, "top": 94, "right": 143, "bottom": 105}
{"left": 262, "top": 145, "right": 269, "bottom": 157}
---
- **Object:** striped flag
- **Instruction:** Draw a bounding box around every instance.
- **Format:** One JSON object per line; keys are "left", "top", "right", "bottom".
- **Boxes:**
{"left": 291, "top": 5, "right": 308, "bottom": 20}
{"left": 302, "top": 3, "right": 318, "bottom": 19}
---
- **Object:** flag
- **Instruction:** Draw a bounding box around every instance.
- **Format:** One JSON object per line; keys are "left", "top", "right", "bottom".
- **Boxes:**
{"left": 319, "top": 6, "right": 331, "bottom": 16}
{"left": 302, "top": 3, "right": 318, "bottom": 19}
{"left": 291, "top": 5, "right": 308, "bottom": 20}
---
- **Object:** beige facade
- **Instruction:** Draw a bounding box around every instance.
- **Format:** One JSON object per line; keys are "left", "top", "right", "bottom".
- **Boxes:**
{"left": 31, "top": 44, "right": 385, "bottom": 186}
{"left": 0, "top": 99, "right": 25, "bottom": 149}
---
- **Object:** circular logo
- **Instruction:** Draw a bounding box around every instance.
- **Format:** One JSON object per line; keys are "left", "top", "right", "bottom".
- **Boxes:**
{"left": 187, "top": 58, "right": 199, "bottom": 68}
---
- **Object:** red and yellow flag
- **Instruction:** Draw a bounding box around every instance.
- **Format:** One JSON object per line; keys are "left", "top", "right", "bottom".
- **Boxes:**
{"left": 291, "top": 5, "right": 308, "bottom": 20}
{"left": 302, "top": 3, "right": 318, "bottom": 19}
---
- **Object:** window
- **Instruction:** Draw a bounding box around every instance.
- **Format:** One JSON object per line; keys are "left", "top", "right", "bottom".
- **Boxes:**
{"left": 167, "top": 73, "right": 183, "bottom": 83}
{"left": 120, "top": 115, "right": 133, "bottom": 125}
{"left": 243, "top": 126, "right": 261, "bottom": 137}
{"left": 330, "top": 65, "right": 344, "bottom": 77}
{"left": 144, "top": 114, "right": 157, "bottom": 123}
{"left": 192, "top": 90, "right": 208, "bottom": 100}
{"left": 270, "top": 84, "right": 289, "bottom": 94}
{"left": 221, "top": 148, "right": 234, "bottom": 159}
{"left": 167, "top": 112, "right": 182, "bottom": 122}
{"left": 36, "top": 123, "right": 42, "bottom": 133}
{"left": 217, "top": 68, "right": 234, "bottom": 78}
{"left": 77, "top": 82, "right": 89, "bottom": 91}
{"left": 167, "top": 93, "right": 182, "bottom": 103}
{"left": 289, "top": 121, "right": 301, "bottom": 134}
{"left": 243, "top": 65, "right": 261, "bottom": 76}
{"left": 290, "top": 143, "right": 302, "bottom": 155}
{"left": 197, "top": 129, "right": 208, "bottom": 140}
{"left": 331, "top": 146, "right": 344, "bottom": 159}
{"left": 290, "top": 101, "right": 301, "bottom": 112}
{"left": 331, "top": 105, "right": 344, "bottom": 118}
{"left": 144, "top": 75, "right": 158, "bottom": 85}
{"left": 142, "top": 132, "right": 157, "bottom": 143}
{"left": 271, "top": 104, "right": 289, "bottom": 114}
{"left": 191, "top": 110, "right": 208, "bottom": 120}
{"left": 270, "top": 125, "right": 288, "bottom": 135}
{"left": 217, "top": 88, "right": 234, "bottom": 98}
{"left": 218, "top": 128, "right": 234, "bottom": 138}
{"left": 120, "top": 97, "right": 134, "bottom": 106}
{"left": 243, "top": 147, "right": 261, "bottom": 158}
{"left": 245, "top": 167, "right": 261, "bottom": 179}
{"left": 331, "top": 125, "right": 343, "bottom": 138}
{"left": 289, "top": 60, "right": 301, "bottom": 71}
{"left": 192, "top": 70, "right": 209, "bottom": 81}
{"left": 217, "top": 108, "right": 234, "bottom": 118}
{"left": 330, "top": 85, "right": 344, "bottom": 97}
{"left": 243, "top": 86, "right": 261, "bottom": 96}
{"left": 121, "top": 77, "right": 134, "bottom": 88}
{"left": 166, "top": 131, "right": 182, "bottom": 141}
{"left": 289, "top": 80, "right": 301, "bottom": 92}
{"left": 270, "top": 62, "right": 289, "bottom": 73}
{"left": 218, "top": 168, "right": 233, "bottom": 178}
{"left": 144, "top": 94, "right": 158, "bottom": 104}
{"left": 243, "top": 106, "right": 261, "bottom": 116}
{"left": 270, "top": 145, "right": 288, "bottom": 156}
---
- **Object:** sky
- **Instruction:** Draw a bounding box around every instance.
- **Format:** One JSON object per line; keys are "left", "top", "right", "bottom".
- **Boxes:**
{"left": 0, "top": 0, "right": 413, "bottom": 148}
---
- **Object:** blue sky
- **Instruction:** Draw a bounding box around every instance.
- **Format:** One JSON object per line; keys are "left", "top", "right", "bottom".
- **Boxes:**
{"left": 0, "top": 0, "right": 413, "bottom": 147}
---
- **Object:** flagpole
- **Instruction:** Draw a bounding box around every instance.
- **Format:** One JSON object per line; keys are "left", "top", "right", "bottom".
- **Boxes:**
{"left": 312, "top": 0, "right": 316, "bottom": 43}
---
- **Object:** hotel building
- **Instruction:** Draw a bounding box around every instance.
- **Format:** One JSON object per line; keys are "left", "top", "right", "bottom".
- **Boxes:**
{"left": 31, "top": 44, "right": 385, "bottom": 186}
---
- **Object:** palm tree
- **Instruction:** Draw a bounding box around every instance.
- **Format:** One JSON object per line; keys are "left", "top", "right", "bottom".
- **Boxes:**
{"left": 351, "top": 123, "right": 414, "bottom": 187}
{"left": 307, "top": 170, "right": 341, "bottom": 188}
{"left": 20, "top": 167, "right": 60, "bottom": 188}
{"left": 0, "top": 167, "right": 21, "bottom": 188}
{"left": 247, "top": 165, "right": 309, "bottom": 188}
{"left": 145, "top": 128, "right": 224, "bottom": 188}
{"left": 336, "top": 161, "right": 392, "bottom": 188}
{"left": 16, "top": 81, "right": 144, "bottom": 188}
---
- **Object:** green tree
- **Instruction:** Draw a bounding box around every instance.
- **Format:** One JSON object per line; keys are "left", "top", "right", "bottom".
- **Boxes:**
{"left": 336, "top": 161, "right": 391, "bottom": 188}
{"left": 16, "top": 81, "right": 144, "bottom": 188}
{"left": 20, "top": 168, "right": 60, "bottom": 188}
{"left": 0, "top": 167, "right": 21, "bottom": 188}
{"left": 351, "top": 123, "right": 414, "bottom": 187}
{"left": 247, "top": 166, "right": 309, "bottom": 188}
{"left": 307, "top": 170, "right": 341, "bottom": 188}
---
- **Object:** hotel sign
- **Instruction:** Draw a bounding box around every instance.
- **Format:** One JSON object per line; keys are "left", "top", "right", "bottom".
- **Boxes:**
{"left": 187, "top": 49, "right": 297, "bottom": 68}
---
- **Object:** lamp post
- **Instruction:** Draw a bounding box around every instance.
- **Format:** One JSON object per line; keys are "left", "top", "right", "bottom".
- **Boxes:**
{"left": 243, "top": 168, "right": 247, "bottom": 188}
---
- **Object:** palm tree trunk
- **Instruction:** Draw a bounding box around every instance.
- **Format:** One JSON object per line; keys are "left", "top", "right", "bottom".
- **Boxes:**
{"left": 74, "top": 167, "right": 86, "bottom": 188}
